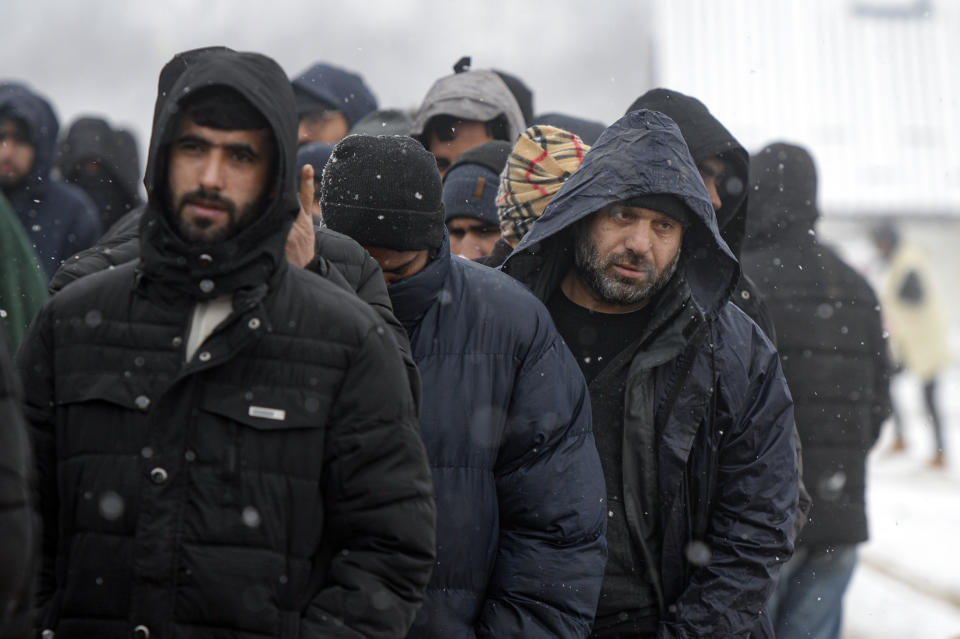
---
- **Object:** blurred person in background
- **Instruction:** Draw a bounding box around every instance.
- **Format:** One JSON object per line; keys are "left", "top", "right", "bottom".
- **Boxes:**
{"left": 322, "top": 134, "right": 608, "bottom": 638}
{"left": 17, "top": 47, "right": 435, "bottom": 638}
{"left": 0, "top": 191, "right": 47, "bottom": 352}
{"left": 411, "top": 58, "right": 525, "bottom": 177}
{"left": 502, "top": 110, "right": 799, "bottom": 639}
{"left": 742, "top": 142, "right": 892, "bottom": 639}
{"left": 291, "top": 62, "right": 378, "bottom": 145}
{"left": 530, "top": 113, "right": 606, "bottom": 146}
{"left": 871, "top": 223, "right": 951, "bottom": 468}
{"left": 480, "top": 124, "right": 590, "bottom": 268}
{"left": 492, "top": 68, "right": 534, "bottom": 125}
{"left": 57, "top": 116, "right": 143, "bottom": 231}
{"left": 441, "top": 140, "right": 511, "bottom": 259}
{"left": 0, "top": 83, "right": 101, "bottom": 280}
{"left": 349, "top": 108, "right": 414, "bottom": 137}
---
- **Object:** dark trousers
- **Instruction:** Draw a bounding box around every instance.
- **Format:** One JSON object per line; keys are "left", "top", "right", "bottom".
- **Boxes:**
{"left": 891, "top": 376, "right": 945, "bottom": 453}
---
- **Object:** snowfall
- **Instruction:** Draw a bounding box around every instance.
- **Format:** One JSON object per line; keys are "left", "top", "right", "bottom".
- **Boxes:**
{"left": 841, "top": 367, "right": 960, "bottom": 639}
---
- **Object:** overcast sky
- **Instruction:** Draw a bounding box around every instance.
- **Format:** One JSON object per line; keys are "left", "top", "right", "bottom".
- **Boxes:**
{"left": 3, "top": 0, "right": 957, "bottom": 214}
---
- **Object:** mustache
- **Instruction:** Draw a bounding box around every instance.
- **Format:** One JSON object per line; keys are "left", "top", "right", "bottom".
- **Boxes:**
{"left": 607, "top": 250, "right": 651, "bottom": 271}
{"left": 177, "top": 189, "right": 236, "bottom": 215}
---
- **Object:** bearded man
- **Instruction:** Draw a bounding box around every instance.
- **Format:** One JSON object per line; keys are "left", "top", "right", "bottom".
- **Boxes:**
{"left": 502, "top": 109, "right": 799, "bottom": 639}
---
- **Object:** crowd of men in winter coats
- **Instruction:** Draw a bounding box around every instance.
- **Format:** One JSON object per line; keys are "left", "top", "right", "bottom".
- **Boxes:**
{"left": 1, "top": 47, "right": 897, "bottom": 639}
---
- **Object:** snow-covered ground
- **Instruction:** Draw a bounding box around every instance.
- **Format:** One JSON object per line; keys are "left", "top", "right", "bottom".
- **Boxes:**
{"left": 843, "top": 368, "right": 960, "bottom": 639}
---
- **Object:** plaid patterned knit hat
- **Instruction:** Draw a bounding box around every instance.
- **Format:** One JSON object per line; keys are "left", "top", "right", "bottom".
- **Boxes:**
{"left": 496, "top": 125, "right": 589, "bottom": 246}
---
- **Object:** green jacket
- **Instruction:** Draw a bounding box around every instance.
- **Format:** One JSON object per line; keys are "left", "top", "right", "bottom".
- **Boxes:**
{"left": 0, "top": 192, "right": 47, "bottom": 352}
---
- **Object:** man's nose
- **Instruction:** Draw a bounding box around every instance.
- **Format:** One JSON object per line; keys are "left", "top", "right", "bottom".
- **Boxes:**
{"left": 623, "top": 222, "right": 654, "bottom": 255}
{"left": 198, "top": 153, "right": 226, "bottom": 191}
{"left": 459, "top": 240, "right": 484, "bottom": 260}
{"left": 705, "top": 178, "right": 722, "bottom": 211}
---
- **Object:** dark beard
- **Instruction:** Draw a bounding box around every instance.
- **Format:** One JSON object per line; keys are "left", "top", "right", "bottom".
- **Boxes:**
{"left": 170, "top": 187, "right": 258, "bottom": 244}
{"left": 573, "top": 227, "right": 681, "bottom": 307}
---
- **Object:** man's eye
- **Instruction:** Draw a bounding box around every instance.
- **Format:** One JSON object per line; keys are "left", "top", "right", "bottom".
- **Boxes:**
{"left": 479, "top": 226, "right": 501, "bottom": 237}
{"left": 232, "top": 151, "right": 255, "bottom": 163}
{"left": 448, "top": 228, "right": 466, "bottom": 239}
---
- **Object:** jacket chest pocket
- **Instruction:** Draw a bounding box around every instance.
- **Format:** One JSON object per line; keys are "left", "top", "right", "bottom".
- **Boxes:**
{"left": 200, "top": 389, "right": 329, "bottom": 480}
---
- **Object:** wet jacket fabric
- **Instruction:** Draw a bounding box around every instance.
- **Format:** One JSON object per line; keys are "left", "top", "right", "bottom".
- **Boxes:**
{"left": 502, "top": 110, "right": 798, "bottom": 639}
{"left": 0, "top": 192, "right": 47, "bottom": 352}
{"left": 56, "top": 116, "right": 143, "bottom": 230}
{"left": 47, "top": 207, "right": 422, "bottom": 413}
{"left": 0, "top": 324, "right": 34, "bottom": 639}
{"left": 17, "top": 48, "right": 435, "bottom": 639}
{"left": 741, "top": 143, "right": 890, "bottom": 547}
{"left": 626, "top": 89, "right": 776, "bottom": 344}
{"left": 391, "top": 238, "right": 606, "bottom": 638}
{"left": 627, "top": 90, "right": 814, "bottom": 543}
{"left": 0, "top": 84, "right": 102, "bottom": 280}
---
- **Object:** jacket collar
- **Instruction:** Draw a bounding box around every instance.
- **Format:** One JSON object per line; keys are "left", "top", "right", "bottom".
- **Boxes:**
{"left": 387, "top": 233, "right": 452, "bottom": 335}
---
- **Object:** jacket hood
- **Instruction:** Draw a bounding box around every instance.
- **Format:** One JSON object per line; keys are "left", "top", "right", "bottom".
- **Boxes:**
{"left": 410, "top": 70, "right": 525, "bottom": 143}
{"left": 0, "top": 82, "right": 59, "bottom": 191}
{"left": 627, "top": 88, "right": 749, "bottom": 257}
{"left": 745, "top": 142, "right": 819, "bottom": 249}
{"left": 138, "top": 47, "right": 300, "bottom": 300}
{"left": 503, "top": 109, "right": 739, "bottom": 318}
{"left": 57, "top": 116, "right": 142, "bottom": 204}
{"left": 291, "top": 63, "right": 378, "bottom": 129}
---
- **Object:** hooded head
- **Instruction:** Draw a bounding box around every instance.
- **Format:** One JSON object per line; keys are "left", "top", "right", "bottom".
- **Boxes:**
{"left": 57, "top": 116, "right": 143, "bottom": 225}
{"left": 492, "top": 69, "right": 534, "bottom": 124}
{"left": 410, "top": 69, "right": 525, "bottom": 176}
{"left": 291, "top": 63, "right": 378, "bottom": 144}
{"left": 745, "top": 142, "right": 819, "bottom": 248}
{"left": 627, "top": 88, "right": 749, "bottom": 257}
{"left": 138, "top": 47, "right": 299, "bottom": 300}
{"left": 503, "top": 109, "right": 738, "bottom": 318}
{"left": 0, "top": 82, "right": 60, "bottom": 194}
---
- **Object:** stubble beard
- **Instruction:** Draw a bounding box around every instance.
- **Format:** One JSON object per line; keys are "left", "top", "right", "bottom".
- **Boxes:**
{"left": 573, "top": 228, "right": 681, "bottom": 308}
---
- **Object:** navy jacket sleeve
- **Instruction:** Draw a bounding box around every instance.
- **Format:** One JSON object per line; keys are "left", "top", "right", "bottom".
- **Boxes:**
{"left": 660, "top": 318, "right": 798, "bottom": 639}
{"left": 475, "top": 317, "right": 607, "bottom": 639}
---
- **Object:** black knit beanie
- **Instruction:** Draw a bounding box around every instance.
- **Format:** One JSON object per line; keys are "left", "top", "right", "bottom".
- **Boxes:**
{"left": 320, "top": 134, "right": 444, "bottom": 250}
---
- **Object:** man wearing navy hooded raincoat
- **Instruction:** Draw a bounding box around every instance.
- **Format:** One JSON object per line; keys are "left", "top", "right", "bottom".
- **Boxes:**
{"left": 0, "top": 83, "right": 101, "bottom": 280}
{"left": 502, "top": 110, "right": 799, "bottom": 638}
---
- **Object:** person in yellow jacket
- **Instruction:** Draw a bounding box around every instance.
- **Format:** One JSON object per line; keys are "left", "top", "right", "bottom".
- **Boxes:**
{"left": 872, "top": 224, "right": 951, "bottom": 467}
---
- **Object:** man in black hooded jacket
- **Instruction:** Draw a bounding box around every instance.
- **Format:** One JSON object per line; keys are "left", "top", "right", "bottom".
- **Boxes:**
{"left": 741, "top": 142, "right": 891, "bottom": 639}
{"left": 57, "top": 116, "right": 143, "bottom": 230}
{"left": 16, "top": 47, "right": 436, "bottom": 639}
{"left": 502, "top": 110, "right": 798, "bottom": 638}
{"left": 627, "top": 89, "right": 812, "bottom": 539}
